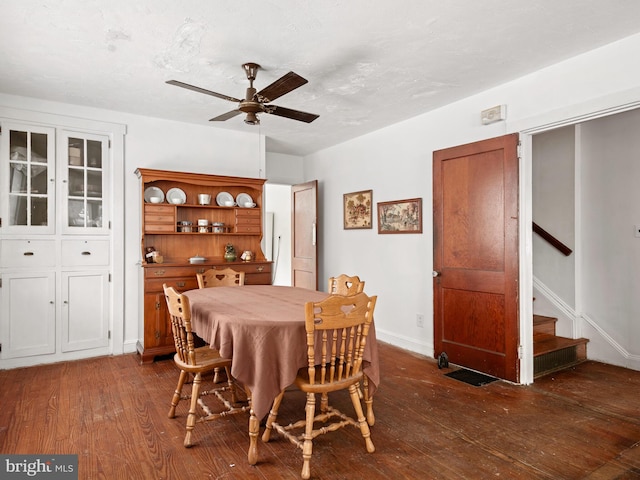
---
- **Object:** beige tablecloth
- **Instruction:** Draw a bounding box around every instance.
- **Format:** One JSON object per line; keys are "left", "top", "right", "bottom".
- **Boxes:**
{"left": 184, "top": 285, "right": 380, "bottom": 419}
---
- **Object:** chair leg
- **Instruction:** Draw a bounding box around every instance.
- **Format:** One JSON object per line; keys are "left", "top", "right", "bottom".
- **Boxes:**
{"left": 213, "top": 367, "right": 223, "bottom": 384}
{"left": 362, "top": 375, "right": 375, "bottom": 426}
{"left": 348, "top": 383, "right": 375, "bottom": 453}
{"left": 168, "top": 370, "right": 188, "bottom": 418}
{"left": 301, "top": 392, "right": 316, "bottom": 480}
{"left": 184, "top": 372, "right": 202, "bottom": 448}
{"left": 261, "top": 390, "right": 285, "bottom": 442}
{"left": 224, "top": 366, "right": 237, "bottom": 404}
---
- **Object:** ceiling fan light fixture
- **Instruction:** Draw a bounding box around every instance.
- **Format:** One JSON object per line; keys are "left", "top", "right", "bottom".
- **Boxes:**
{"left": 244, "top": 112, "right": 260, "bottom": 125}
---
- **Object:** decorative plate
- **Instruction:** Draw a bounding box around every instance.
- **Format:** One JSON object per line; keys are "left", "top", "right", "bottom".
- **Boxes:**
{"left": 216, "top": 191, "right": 234, "bottom": 206}
{"left": 236, "top": 193, "right": 254, "bottom": 206}
{"left": 144, "top": 186, "right": 164, "bottom": 203}
{"left": 166, "top": 187, "right": 186, "bottom": 205}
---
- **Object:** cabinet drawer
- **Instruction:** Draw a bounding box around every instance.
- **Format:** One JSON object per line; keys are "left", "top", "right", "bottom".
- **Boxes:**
{"left": 61, "top": 240, "right": 110, "bottom": 266}
{"left": 235, "top": 208, "right": 260, "bottom": 217}
{"left": 145, "top": 265, "right": 208, "bottom": 279}
{"left": 145, "top": 213, "right": 175, "bottom": 224}
{"left": 146, "top": 277, "right": 199, "bottom": 293}
{"left": 235, "top": 216, "right": 261, "bottom": 225}
{"left": 145, "top": 205, "right": 174, "bottom": 214}
{"left": 1, "top": 240, "right": 56, "bottom": 268}
{"left": 235, "top": 225, "right": 261, "bottom": 233}
{"left": 145, "top": 223, "right": 176, "bottom": 233}
{"left": 244, "top": 272, "right": 272, "bottom": 285}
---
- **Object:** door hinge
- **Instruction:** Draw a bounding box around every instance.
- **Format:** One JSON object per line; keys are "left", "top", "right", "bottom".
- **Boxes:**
{"left": 0, "top": 343, "right": 2, "bottom": 352}
{"left": 155, "top": 302, "right": 160, "bottom": 310}
{"left": 517, "top": 141, "right": 522, "bottom": 159}
{"left": 108, "top": 330, "right": 111, "bottom": 340}
{"left": 109, "top": 221, "right": 112, "bottom": 230}
{"left": 108, "top": 273, "right": 112, "bottom": 282}
{"left": 0, "top": 278, "right": 2, "bottom": 288}
{"left": 518, "top": 345, "right": 524, "bottom": 359}
{"left": 108, "top": 139, "right": 111, "bottom": 149}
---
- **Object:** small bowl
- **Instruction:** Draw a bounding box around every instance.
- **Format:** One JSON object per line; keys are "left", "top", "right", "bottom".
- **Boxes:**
{"left": 169, "top": 197, "right": 183, "bottom": 205}
{"left": 223, "top": 200, "right": 235, "bottom": 207}
{"left": 243, "top": 202, "right": 256, "bottom": 208}
{"left": 149, "top": 196, "right": 162, "bottom": 203}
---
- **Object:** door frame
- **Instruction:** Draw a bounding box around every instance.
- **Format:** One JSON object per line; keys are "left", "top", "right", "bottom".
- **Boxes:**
{"left": 513, "top": 97, "right": 640, "bottom": 384}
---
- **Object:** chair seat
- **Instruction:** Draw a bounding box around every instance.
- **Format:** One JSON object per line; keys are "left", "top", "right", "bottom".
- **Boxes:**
{"left": 293, "top": 367, "right": 364, "bottom": 394}
{"left": 172, "top": 347, "right": 232, "bottom": 374}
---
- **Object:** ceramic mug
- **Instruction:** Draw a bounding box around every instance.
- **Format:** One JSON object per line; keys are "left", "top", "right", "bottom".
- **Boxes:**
{"left": 198, "top": 194, "right": 211, "bottom": 205}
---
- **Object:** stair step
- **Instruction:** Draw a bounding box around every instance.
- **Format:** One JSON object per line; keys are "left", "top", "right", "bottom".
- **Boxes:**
{"left": 533, "top": 333, "right": 589, "bottom": 378}
{"left": 533, "top": 314, "right": 558, "bottom": 336}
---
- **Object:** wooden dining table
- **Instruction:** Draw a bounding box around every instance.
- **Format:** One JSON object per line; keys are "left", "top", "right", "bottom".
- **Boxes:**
{"left": 183, "top": 284, "right": 380, "bottom": 465}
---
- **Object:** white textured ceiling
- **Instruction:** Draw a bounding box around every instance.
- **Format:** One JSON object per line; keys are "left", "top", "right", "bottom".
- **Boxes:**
{"left": 2, "top": 1, "right": 640, "bottom": 156}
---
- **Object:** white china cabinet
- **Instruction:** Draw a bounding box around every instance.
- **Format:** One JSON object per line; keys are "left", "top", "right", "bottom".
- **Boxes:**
{"left": 0, "top": 117, "right": 119, "bottom": 367}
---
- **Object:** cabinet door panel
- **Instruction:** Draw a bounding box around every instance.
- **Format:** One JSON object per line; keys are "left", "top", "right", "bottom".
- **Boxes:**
{"left": 0, "top": 272, "right": 56, "bottom": 358}
{"left": 59, "top": 131, "right": 109, "bottom": 233}
{"left": 0, "top": 122, "right": 56, "bottom": 233}
{"left": 61, "top": 271, "right": 109, "bottom": 352}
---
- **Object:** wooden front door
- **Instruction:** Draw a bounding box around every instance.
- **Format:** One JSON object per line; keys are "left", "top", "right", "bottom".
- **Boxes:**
{"left": 433, "top": 134, "right": 520, "bottom": 382}
{"left": 292, "top": 180, "right": 318, "bottom": 289}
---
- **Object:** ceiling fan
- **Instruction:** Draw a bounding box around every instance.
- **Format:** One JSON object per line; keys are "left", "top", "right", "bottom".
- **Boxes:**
{"left": 166, "top": 62, "right": 319, "bottom": 125}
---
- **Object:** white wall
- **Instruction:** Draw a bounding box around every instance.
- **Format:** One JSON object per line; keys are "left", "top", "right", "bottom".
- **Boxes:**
{"left": 264, "top": 184, "right": 292, "bottom": 286}
{"left": 532, "top": 126, "right": 576, "bottom": 307}
{"left": 303, "top": 32, "right": 640, "bottom": 367}
{"left": 579, "top": 109, "right": 640, "bottom": 368}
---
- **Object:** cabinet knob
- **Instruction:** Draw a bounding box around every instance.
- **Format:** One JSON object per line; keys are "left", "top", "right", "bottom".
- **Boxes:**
{"left": 257, "top": 266, "right": 264, "bottom": 272}
{"left": 154, "top": 270, "right": 166, "bottom": 276}
{"left": 177, "top": 282, "right": 185, "bottom": 288}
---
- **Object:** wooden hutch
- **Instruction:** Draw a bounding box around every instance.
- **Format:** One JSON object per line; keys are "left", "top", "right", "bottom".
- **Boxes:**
{"left": 135, "top": 168, "right": 272, "bottom": 363}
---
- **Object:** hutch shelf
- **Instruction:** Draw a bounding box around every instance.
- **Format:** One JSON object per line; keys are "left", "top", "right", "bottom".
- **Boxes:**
{"left": 135, "top": 168, "right": 272, "bottom": 363}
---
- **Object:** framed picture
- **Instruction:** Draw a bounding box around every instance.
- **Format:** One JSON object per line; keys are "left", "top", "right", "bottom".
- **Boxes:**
{"left": 377, "top": 198, "right": 423, "bottom": 234}
{"left": 343, "top": 190, "right": 373, "bottom": 229}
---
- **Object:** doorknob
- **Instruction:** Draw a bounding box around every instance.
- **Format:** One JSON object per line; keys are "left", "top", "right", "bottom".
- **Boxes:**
{"left": 432, "top": 271, "right": 440, "bottom": 277}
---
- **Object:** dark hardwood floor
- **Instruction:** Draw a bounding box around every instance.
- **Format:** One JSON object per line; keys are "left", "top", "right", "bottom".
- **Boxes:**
{"left": 1, "top": 342, "right": 639, "bottom": 479}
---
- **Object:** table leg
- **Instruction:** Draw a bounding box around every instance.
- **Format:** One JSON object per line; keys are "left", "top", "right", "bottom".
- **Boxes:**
{"left": 248, "top": 409, "right": 259, "bottom": 465}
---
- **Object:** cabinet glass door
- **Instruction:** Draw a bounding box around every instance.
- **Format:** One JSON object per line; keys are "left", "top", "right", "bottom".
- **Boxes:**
{"left": 62, "top": 132, "right": 109, "bottom": 232}
{"left": 1, "top": 123, "right": 55, "bottom": 232}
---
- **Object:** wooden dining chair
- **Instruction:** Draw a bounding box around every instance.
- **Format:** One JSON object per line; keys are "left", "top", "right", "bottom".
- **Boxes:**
{"left": 163, "top": 284, "right": 249, "bottom": 448}
{"left": 262, "top": 292, "right": 378, "bottom": 479}
{"left": 196, "top": 267, "right": 245, "bottom": 383}
{"left": 327, "top": 274, "right": 365, "bottom": 295}
{"left": 196, "top": 267, "right": 245, "bottom": 289}
{"left": 326, "top": 274, "right": 374, "bottom": 425}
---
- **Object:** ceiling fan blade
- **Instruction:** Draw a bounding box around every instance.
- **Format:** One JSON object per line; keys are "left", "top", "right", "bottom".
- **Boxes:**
{"left": 209, "top": 110, "right": 243, "bottom": 121}
{"left": 265, "top": 105, "right": 319, "bottom": 123}
{"left": 166, "top": 80, "right": 242, "bottom": 103}
{"left": 256, "top": 71, "right": 308, "bottom": 103}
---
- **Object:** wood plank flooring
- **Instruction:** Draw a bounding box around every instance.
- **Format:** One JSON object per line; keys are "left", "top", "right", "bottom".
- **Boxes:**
{"left": 1, "top": 343, "right": 639, "bottom": 479}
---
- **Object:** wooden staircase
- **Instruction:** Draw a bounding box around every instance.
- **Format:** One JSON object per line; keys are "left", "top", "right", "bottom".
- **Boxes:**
{"left": 533, "top": 315, "right": 589, "bottom": 378}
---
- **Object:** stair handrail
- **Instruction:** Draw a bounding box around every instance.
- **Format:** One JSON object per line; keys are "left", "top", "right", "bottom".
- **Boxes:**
{"left": 532, "top": 222, "right": 572, "bottom": 256}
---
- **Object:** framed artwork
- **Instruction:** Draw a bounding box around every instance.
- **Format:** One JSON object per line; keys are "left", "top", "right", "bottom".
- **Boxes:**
{"left": 343, "top": 189, "right": 373, "bottom": 229}
{"left": 377, "top": 197, "right": 423, "bottom": 234}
